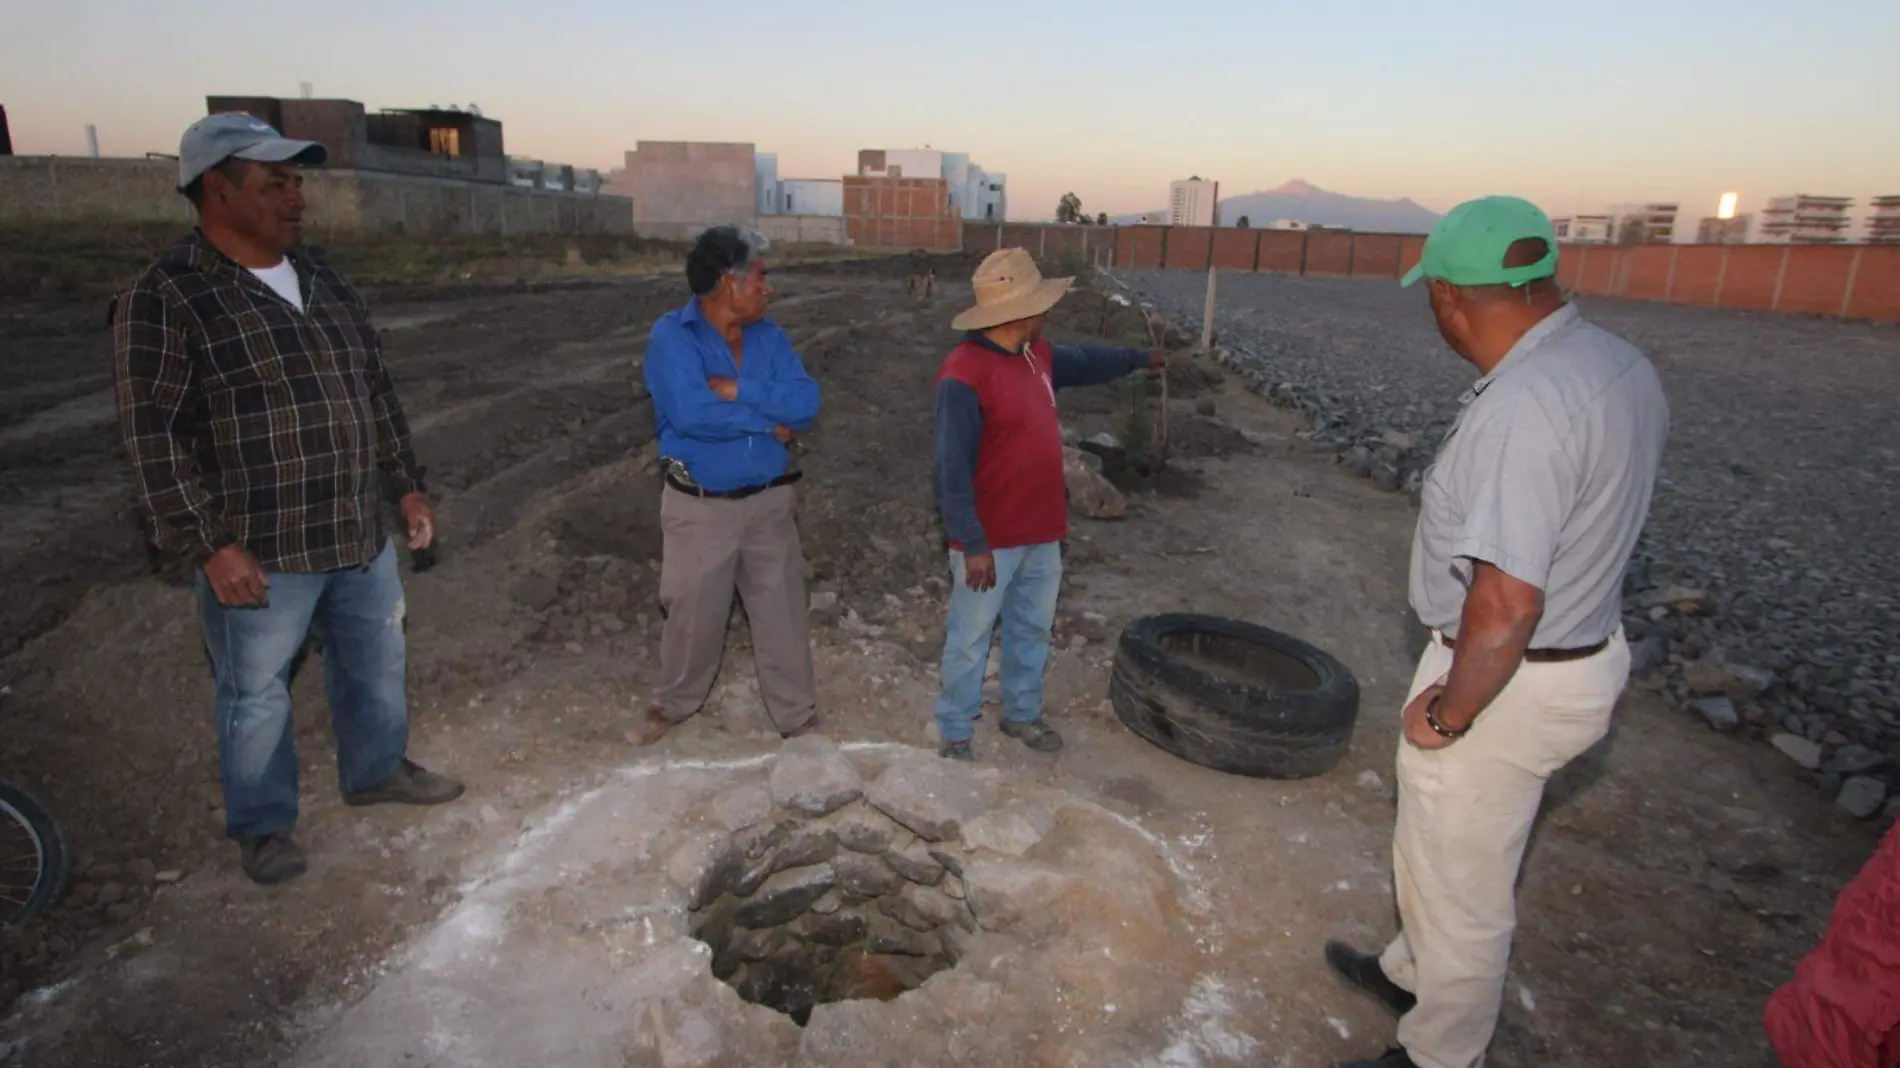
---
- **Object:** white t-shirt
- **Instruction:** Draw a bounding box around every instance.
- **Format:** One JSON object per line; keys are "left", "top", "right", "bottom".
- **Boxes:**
{"left": 248, "top": 260, "right": 304, "bottom": 312}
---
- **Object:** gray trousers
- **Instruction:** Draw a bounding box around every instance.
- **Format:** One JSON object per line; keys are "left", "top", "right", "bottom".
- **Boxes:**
{"left": 654, "top": 483, "right": 816, "bottom": 732}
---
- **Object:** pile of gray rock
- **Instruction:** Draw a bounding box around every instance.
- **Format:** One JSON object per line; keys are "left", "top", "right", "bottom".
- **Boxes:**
{"left": 1109, "top": 268, "right": 1900, "bottom": 824}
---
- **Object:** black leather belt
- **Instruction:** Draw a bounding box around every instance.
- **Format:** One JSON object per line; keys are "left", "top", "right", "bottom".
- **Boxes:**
{"left": 664, "top": 471, "right": 801, "bottom": 500}
{"left": 1438, "top": 631, "right": 1609, "bottom": 663}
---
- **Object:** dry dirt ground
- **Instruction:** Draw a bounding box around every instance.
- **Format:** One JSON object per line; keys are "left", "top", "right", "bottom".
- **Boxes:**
{"left": 0, "top": 260, "right": 1884, "bottom": 1067}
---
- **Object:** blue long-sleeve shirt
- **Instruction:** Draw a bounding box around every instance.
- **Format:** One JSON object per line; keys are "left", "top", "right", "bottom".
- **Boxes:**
{"left": 933, "top": 332, "right": 1151, "bottom": 555}
{"left": 644, "top": 298, "right": 821, "bottom": 493}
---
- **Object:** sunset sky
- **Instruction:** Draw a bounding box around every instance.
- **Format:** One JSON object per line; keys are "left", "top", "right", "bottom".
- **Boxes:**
{"left": 3, "top": 0, "right": 1895, "bottom": 222}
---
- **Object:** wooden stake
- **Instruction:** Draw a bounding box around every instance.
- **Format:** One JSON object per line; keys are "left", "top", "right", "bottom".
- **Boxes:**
{"left": 1200, "top": 266, "right": 1218, "bottom": 350}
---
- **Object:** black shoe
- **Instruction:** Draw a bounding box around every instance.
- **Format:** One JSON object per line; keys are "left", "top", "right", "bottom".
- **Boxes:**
{"left": 1000, "top": 718, "right": 1064, "bottom": 752}
{"left": 1325, "top": 940, "right": 1417, "bottom": 1016}
{"left": 1332, "top": 1048, "right": 1416, "bottom": 1068}
{"left": 238, "top": 833, "right": 308, "bottom": 886}
{"left": 343, "top": 759, "right": 466, "bottom": 807}
{"left": 939, "top": 739, "right": 974, "bottom": 762}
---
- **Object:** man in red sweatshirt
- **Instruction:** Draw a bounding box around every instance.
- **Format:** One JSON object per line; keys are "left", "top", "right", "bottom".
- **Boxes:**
{"left": 1764, "top": 819, "right": 1900, "bottom": 1068}
{"left": 931, "top": 248, "right": 1162, "bottom": 761}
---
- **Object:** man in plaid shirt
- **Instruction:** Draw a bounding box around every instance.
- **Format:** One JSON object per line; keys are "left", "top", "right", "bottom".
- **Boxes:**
{"left": 112, "top": 114, "right": 463, "bottom": 886}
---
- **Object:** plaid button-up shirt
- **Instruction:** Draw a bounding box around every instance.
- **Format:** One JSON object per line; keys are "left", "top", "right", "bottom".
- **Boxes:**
{"left": 111, "top": 230, "right": 426, "bottom": 574}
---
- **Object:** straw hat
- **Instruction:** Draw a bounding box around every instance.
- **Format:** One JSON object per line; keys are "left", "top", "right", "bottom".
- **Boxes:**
{"left": 950, "top": 248, "right": 1074, "bottom": 331}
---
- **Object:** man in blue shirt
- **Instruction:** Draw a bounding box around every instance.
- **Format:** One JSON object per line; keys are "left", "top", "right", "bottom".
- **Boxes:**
{"left": 627, "top": 227, "right": 822, "bottom": 745}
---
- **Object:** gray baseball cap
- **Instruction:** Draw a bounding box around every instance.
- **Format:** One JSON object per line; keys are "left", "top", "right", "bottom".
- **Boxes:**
{"left": 177, "top": 113, "right": 328, "bottom": 190}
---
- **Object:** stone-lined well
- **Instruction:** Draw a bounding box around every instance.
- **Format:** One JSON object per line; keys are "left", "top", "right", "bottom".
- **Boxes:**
{"left": 284, "top": 738, "right": 1216, "bottom": 1068}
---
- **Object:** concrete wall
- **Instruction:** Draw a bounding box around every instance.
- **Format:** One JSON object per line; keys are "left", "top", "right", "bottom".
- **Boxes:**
{"left": 778, "top": 179, "right": 843, "bottom": 217}
{"left": 961, "top": 220, "right": 1900, "bottom": 323}
{"left": 0, "top": 156, "right": 631, "bottom": 235}
{"left": 619, "top": 141, "right": 758, "bottom": 236}
{"left": 755, "top": 214, "right": 849, "bottom": 246}
{"left": 0, "top": 157, "right": 196, "bottom": 222}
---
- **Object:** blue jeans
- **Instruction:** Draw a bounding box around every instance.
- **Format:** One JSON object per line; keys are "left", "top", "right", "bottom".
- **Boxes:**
{"left": 933, "top": 543, "right": 1063, "bottom": 743}
{"left": 198, "top": 539, "right": 410, "bottom": 839}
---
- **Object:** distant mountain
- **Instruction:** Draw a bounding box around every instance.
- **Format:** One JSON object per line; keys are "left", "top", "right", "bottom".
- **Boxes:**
{"left": 1114, "top": 179, "right": 1441, "bottom": 234}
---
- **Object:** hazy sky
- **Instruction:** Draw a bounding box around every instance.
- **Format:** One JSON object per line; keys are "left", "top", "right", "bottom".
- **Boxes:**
{"left": 3, "top": 0, "right": 1896, "bottom": 222}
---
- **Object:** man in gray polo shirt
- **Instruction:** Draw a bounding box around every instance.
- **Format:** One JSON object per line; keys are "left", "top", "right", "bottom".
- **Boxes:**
{"left": 1327, "top": 197, "right": 1669, "bottom": 1068}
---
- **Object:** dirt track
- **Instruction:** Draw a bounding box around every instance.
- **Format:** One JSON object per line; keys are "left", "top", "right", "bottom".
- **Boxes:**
{"left": 0, "top": 261, "right": 1883, "bottom": 1067}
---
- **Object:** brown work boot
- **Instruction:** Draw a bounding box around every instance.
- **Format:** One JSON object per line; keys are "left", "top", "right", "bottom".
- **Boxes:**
{"left": 237, "top": 832, "right": 308, "bottom": 886}
{"left": 342, "top": 759, "right": 465, "bottom": 807}
{"left": 625, "top": 706, "right": 680, "bottom": 747}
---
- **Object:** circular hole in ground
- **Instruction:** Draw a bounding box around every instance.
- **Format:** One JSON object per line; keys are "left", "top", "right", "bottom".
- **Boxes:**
{"left": 688, "top": 818, "right": 971, "bottom": 1027}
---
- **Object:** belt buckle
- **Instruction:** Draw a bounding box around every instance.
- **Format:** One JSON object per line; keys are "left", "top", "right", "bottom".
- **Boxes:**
{"left": 662, "top": 458, "right": 702, "bottom": 494}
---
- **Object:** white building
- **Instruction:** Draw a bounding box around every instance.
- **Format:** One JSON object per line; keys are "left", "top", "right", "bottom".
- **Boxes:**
{"left": 1868, "top": 196, "right": 1900, "bottom": 246}
{"left": 1551, "top": 214, "right": 1615, "bottom": 243}
{"left": 1168, "top": 177, "right": 1219, "bottom": 227}
{"left": 775, "top": 178, "right": 843, "bottom": 217}
{"left": 1139, "top": 211, "right": 1168, "bottom": 225}
{"left": 754, "top": 152, "right": 779, "bottom": 216}
{"left": 858, "top": 148, "right": 1007, "bottom": 221}
{"left": 1758, "top": 194, "right": 1856, "bottom": 244}
{"left": 1605, "top": 202, "right": 1679, "bottom": 243}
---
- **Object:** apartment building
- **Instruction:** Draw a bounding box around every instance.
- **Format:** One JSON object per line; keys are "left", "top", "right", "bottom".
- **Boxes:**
{"left": 1695, "top": 215, "right": 1752, "bottom": 244}
{"left": 1551, "top": 214, "right": 1615, "bottom": 243}
{"left": 1758, "top": 194, "right": 1855, "bottom": 244}
{"left": 1866, "top": 195, "right": 1900, "bottom": 246}
{"left": 1606, "top": 202, "right": 1679, "bottom": 244}
{"left": 1168, "top": 177, "right": 1219, "bottom": 227}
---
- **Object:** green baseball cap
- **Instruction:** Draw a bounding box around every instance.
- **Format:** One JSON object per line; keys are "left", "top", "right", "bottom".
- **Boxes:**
{"left": 1401, "top": 195, "right": 1558, "bottom": 288}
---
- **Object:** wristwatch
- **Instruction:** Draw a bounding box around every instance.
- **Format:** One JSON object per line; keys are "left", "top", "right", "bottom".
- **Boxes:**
{"left": 1425, "top": 695, "right": 1469, "bottom": 740}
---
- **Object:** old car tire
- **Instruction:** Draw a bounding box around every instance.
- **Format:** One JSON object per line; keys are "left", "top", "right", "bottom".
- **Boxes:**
{"left": 1110, "top": 613, "right": 1360, "bottom": 779}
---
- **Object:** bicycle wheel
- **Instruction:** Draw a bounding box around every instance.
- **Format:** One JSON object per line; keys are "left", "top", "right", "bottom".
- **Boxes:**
{"left": 0, "top": 780, "right": 68, "bottom": 925}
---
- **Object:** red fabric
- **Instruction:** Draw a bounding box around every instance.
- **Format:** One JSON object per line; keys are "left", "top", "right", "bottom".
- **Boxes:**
{"left": 1765, "top": 821, "right": 1900, "bottom": 1068}
{"left": 936, "top": 338, "right": 1068, "bottom": 553}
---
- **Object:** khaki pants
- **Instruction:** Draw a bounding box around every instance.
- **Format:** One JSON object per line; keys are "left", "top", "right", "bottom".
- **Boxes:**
{"left": 653, "top": 484, "right": 816, "bottom": 732}
{"left": 1381, "top": 630, "right": 1630, "bottom": 1068}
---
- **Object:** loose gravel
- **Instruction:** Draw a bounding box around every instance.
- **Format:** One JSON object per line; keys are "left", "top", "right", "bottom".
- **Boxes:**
{"left": 1114, "top": 268, "right": 1900, "bottom": 807}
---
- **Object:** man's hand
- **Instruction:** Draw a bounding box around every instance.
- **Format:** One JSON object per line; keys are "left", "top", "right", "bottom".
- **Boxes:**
{"left": 204, "top": 543, "right": 269, "bottom": 607}
{"left": 707, "top": 376, "right": 740, "bottom": 402}
{"left": 1146, "top": 348, "right": 1167, "bottom": 372}
{"left": 773, "top": 424, "right": 794, "bottom": 444}
{"left": 963, "top": 553, "right": 997, "bottom": 592}
{"left": 400, "top": 492, "right": 437, "bottom": 551}
{"left": 1400, "top": 682, "right": 1460, "bottom": 751}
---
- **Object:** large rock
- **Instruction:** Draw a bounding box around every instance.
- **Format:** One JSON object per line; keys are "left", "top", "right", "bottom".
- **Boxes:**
{"left": 961, "top": 803, "right": 1054, "bottom": 857}
{"left": 883, "top": 839, "right": 947, "bottom": 886}
{"left": 769, "top": 824, "right": 840, "bottom": 875}
{"left": 961, "top": 855, "right": 1077, "bottom": 933}
{"left": 1691, "top": 696, "right": 1741, "bottom": 733}
{"left": 866, "top": 756, "right": 992, "bottom": 843}
{"left": 834, "top": 852, "right": 906, "bottom": 900}
{"left": 1684, "top": 658, "right": 1777, "bottom": 696}
{"left": 1838, "top": 777, "right": 1889, "bottom": 820}
{"left": 665, "top": 831, "right": 740, "bottom": 910}
{"left": 1062, "top": 447, "right": 1127, "bottom": 520}
{"left": 1771, "top": 733, "right": 1824, "bottom": 771}
{"left": 886, "top": 883, "right": 971, "bottom": 931}
{"left": 734, "top": 864, "right": 836, "bottom": 929}
{"left": 769, "top": 736, "right": 863, "bottom": 817}
{"left": 826, "top": 806, "right": 898, "bottom": 854}
{"left": 709, "top": 785, "right": 773, "bottom": 833}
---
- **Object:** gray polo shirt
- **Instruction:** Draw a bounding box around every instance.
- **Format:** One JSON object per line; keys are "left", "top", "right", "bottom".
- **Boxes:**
{"left": 1410, "top": 303, "right": 1669, "bottom": 649}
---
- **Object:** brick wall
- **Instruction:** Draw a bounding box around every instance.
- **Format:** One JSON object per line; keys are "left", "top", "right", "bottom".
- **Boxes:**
{"left": 841, "top": 176, "right": 960, "bottom": 250}
{"left": 961, "top": 219, "right": 1898, "bottom": 324}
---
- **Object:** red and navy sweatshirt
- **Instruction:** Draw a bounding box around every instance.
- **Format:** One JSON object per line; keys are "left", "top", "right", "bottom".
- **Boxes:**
{"left": 933, "top": 333, "right": 1152, "bottom": 555}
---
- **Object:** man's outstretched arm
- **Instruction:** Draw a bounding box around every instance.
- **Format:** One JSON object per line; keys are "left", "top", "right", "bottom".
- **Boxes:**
{"left": 1050, "top": 343, "right": 1163, "bottom": 389}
